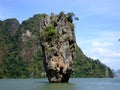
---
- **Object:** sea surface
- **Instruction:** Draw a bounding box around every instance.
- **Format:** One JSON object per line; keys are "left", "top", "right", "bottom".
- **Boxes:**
{"left": 0, "top": 78, "right": 120, "bottom": 90}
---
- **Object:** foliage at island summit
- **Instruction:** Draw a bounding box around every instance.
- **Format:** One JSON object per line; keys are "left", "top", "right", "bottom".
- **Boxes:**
{"left": 0, "top": 12, "right": 113, "bottom": 78}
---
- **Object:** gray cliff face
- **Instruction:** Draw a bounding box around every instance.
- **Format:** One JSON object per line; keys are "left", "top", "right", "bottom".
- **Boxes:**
{"left": 40, "top": 13, "right": 76, "bottom": 82}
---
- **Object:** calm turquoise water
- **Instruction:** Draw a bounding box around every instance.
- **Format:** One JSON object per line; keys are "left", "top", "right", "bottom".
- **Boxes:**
{"left": 0, "top": 78, "right": 120, "bottom": 90}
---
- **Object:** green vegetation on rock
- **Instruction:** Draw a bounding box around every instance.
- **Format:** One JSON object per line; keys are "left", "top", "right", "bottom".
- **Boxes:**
{"left": 41, "top": 25, "right": 57, "bottom": 41}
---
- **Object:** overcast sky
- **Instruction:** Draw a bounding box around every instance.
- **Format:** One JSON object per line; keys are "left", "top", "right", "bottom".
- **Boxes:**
{"left": 0, "top": 0, "right": 120, "bottom": 71}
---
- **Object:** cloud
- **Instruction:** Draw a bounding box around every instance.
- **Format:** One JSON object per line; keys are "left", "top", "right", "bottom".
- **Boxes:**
{"left": 77, "top": 31, "right": 120, "bottom": 48}
{"left": 92, "top": 47, "right": 120, "bottom": 57}
{"left": 112, "top": 52, "right": 120, "bottom": 57}
{"left": 102, "top": 31, "right": 120, "bottom": 39}
{"left": 100, "top": 58, "right": 120, "bottom": 70}
{"left": 92, "top": 42, "right": 114, "bottom": 47}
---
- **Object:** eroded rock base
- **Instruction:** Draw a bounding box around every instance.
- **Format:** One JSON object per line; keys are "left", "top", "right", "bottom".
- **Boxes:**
{"left": 47, "top": 69, "right": 72, "bottom": 83}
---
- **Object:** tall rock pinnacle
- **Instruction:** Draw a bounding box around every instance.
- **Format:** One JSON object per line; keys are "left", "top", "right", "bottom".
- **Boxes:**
{"left": 40, "top": 12, "right": 76, "bottom": 82}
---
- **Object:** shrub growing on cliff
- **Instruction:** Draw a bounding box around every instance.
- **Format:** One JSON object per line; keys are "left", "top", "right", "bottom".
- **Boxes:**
{"left": 67, "top": 12, "right": 79, "bottom": 23}
{"left": 41, "top": 25, "right": 57, "bottom": 41}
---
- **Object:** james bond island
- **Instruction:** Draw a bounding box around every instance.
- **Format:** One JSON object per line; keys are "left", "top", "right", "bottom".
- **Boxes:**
{"left": 39, "top": 12, "right": 77, "bottom": 82}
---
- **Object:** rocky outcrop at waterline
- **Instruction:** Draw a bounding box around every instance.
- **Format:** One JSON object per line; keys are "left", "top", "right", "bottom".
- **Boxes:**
{"left": 40, "top": 13, "right": 76, "bottom": 82}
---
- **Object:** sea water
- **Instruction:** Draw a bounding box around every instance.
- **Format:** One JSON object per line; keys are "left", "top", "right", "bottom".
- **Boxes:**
{"left": 0, "top": 78, "right": 120, "bottom": 90}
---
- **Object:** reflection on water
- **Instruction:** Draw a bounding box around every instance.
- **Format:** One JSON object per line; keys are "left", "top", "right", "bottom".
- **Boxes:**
{"left": 40, "top": 82, "right": 76, "bottom": 90}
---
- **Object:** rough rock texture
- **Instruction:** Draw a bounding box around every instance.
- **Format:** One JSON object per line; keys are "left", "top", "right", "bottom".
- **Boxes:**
{"left": 40, "top": 13, "right": 76, "bottom": 83}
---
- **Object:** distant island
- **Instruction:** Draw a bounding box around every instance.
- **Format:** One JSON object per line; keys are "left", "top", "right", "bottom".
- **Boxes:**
{"left": 113, "top": 69, "right": 120, "bottom": 77}
{"left": 0, "top": 12, "right": 114, "bottom": 79}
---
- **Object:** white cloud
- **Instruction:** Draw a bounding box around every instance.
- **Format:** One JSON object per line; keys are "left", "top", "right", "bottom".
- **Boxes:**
{"left": 102, "top": 31, "right": 120, "bottom": 39}
{"left": 93, "top": 48, "right": 108, "bottom": 55}
{"left": 112, "top": 52, "right": 120, "bottom": 57}
{"left": 92, "top": 42, "right": 114, "bottom": 48}
{"left": 101, "top": 58, "right": 120, "bottom": 70}
{"left": 92, "top": 47, "right": 120, "bottom": 57}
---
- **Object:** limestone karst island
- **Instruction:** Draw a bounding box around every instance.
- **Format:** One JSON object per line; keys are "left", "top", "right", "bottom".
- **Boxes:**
{"left": 0, "top": 12, "right": 113, "bottom": 82}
